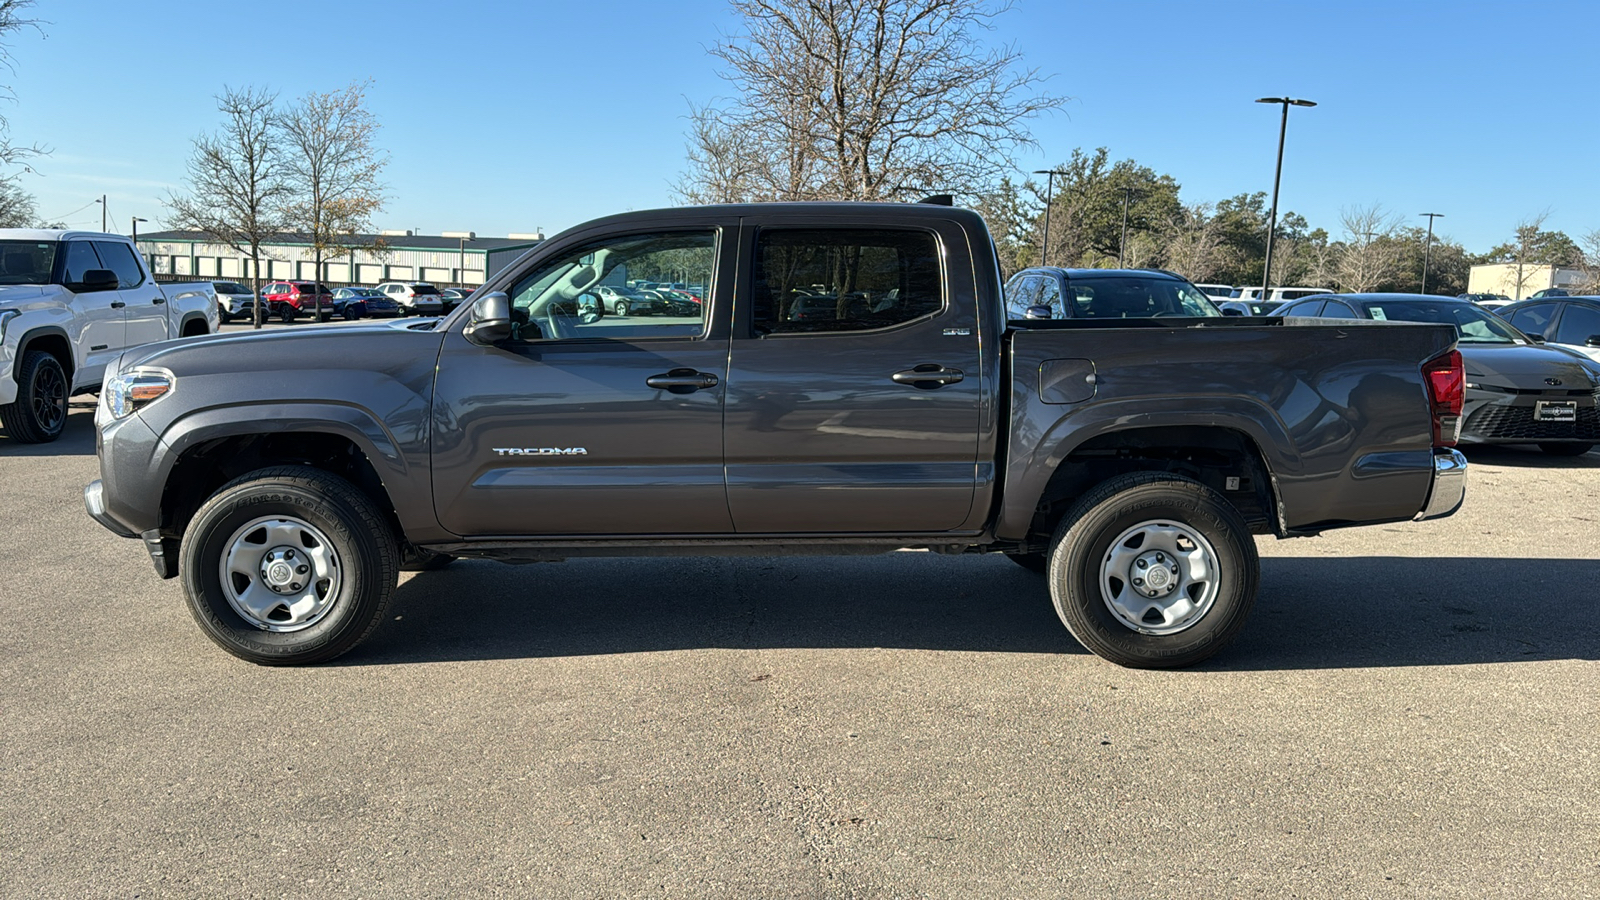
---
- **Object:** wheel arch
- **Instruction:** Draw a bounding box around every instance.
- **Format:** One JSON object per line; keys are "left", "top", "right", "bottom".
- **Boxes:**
{"left": 998, "top": 417, "right": 1289, "bottom": 545}
{"left": 14, "top": 325, "right": 75, "bottom": 383}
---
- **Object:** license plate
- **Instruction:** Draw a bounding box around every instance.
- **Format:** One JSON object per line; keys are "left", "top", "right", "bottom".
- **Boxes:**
{"left": 1536, "top": 401, "right": 1577, "bottom": 422}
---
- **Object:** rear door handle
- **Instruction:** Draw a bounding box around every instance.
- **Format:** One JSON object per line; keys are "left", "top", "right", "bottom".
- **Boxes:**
{"left": 891, "top": 364, "right": 964, "bottom": 388}
{"left": 646, "top": 368, "right": 720, "bottom": 394}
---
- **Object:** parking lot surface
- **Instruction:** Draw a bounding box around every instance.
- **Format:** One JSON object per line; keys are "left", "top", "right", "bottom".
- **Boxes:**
{"left": 3, "top": 406, "right": 1597, "bottom": 897}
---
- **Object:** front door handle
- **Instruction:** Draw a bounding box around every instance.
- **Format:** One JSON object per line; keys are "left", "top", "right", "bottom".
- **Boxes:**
{"left": 646, "top": 368, "right": 720, "bottom": 394}
{"left": 891, "top": 364, "right": 964, "bottom": 388}
{"left": 109, "top": 301, "right": 126, "bottom": 309}
{"left": 152, "top": 297, "right": 166, "bottom": 304}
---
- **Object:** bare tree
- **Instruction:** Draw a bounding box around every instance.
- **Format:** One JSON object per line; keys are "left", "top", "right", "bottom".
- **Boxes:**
{"left": 166, "top": 86, "right": 291, "bottom": 328}
{"left": 0, "top": 174, "right": 34, "bottom": 226}
{"left": 679, "top": 0, "right": 1064, "bottom": 203}
{"left": 1509, "top": 210, "right": 1551, "bottom": 301}
{"left": 0, "top": 1, "right": 44, "bottom": 174}
{"left": 1335, "top": 205, "right": 1402, "bottom": 292}
{"left": 278, "top": 81, "right": 388, "bottom": 315}
{"left": 1576, "top": 228, "right": 1600, "bottom": 294}
{"left": 1161, "top": 203, "right": 1224, "bottom": 283}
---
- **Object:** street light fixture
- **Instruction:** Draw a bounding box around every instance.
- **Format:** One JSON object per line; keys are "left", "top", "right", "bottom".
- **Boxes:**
{"left": 94, "top": 195, "right": 107, "bottom": 232}
{"left": 1255, "top": 97, "right": 1316, "bottom": 300}
{"left": 1033, "top": 168, "right": 1069, "bottom": 267}
{"left": 131, "top": 216, "right": 147, "bottom": 242}
{"left": 1419, "top": 212, "right": 1444, "bottom": 294}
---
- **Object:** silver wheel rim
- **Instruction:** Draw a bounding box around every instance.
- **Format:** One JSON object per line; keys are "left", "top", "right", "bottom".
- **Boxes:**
{"left": 1098, "top": 519, "right": 1220, "bottom": 635}
{"left": 219, "top": 515, "right": 343, "bottom": 632}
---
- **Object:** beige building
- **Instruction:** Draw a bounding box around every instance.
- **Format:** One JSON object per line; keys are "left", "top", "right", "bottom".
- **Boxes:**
{"left": 1467, "top": 263, "right": 1586, "bottom": 299}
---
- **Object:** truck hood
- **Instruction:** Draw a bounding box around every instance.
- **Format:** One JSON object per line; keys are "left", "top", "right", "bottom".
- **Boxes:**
{"left": 0, "top": 285, "right": 54, "bottom": 304}
{"left": 1461, "top": 344, "right": 1600, "bottom": 390}
{"left": 123, "top": 317, "right": 446, "bottom": 376}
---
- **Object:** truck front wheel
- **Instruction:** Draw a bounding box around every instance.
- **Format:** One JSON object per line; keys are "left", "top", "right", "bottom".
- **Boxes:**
{"left": 1047, "top": 473, "right": 1258, "bottom": 669}
{"left": 179, "top": 466, "right": 400, "bottom": 665}
{"left": 0, "top": 350, "right": 68, "bottom": 443}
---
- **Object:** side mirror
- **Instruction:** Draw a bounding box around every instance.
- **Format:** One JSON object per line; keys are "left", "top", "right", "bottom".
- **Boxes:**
{"left": 1586, "top": 335, "right": 1600, "bottom": 348}
{"left": 1221, "top": 307, "right": 1243, "bottom": 316}
{"left": 75, "top": 268, "right": 119, "bottom": 293}
{"left": 464, "top": 292, "right": 512, "bottom": 345}
{"left": 1024, "top": 304, "right": 1053, "bottom": 320}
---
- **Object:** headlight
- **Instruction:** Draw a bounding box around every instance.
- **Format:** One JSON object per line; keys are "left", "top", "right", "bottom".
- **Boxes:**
{"left": 0, "top": 308, "right": 17, "bottom": 341}
{"left": 104, "top": 369, "right": 174, "bottom": 418}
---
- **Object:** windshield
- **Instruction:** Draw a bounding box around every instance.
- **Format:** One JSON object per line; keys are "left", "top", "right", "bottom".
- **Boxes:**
{"left": 1065, "top": 275, "right": 1222, "bottom": 318}
{"left": 412, "top": 284, "right": 441, "bottom": 295}
{"left": 0, "top": 240, "right": 57, "bottom": 285}
{"left": 1366, "top": 301, "right": 1523, "bottom": 344}
{"left": 213, "top": 281, "right": 248, "bottom": 294}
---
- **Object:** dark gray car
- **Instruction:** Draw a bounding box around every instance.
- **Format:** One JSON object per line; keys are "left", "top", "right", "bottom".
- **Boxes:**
{"left": 1275, "top": 293, "right": 1600, "bottom": 455}
{"left": 85, "top": 203, "right": 1467, "bottom": 670}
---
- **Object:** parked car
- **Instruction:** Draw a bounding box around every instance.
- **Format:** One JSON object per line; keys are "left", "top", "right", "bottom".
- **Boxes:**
{"left": 595, "top": 284, "right": 662, "bottom": 316}
{"left": 1273, "top": 293, "right": 1599, "bottom": 456}
{"left": 1497, "top": 296, "right": 1600, "bottom": 364}
{"left": 659, "top": 288, "right": 704, "bottom": 316}
{"left": 0, "top": 230, "right": 218, "bottom": 443}
{"left": 211, "top": 281, "right": 260, "bottom": 323}
{"left": 1218, "top": 299, "right": 1284, "bottom": 316}
{"left": 376, "top": 281, "right": 444, "bottom": 316}
{"left": 1528, "top": 288, "right": 1570, "bottom": 300}
{"left": 332, "top": 286, "right": 401, "bottom": 318}
{"left": 439, "top": 287, "right": 477, "bottom": 314}
{"left": 260, "top": 281, "right": 338, "bottom": 323}
{"left": 1236, "top": 286, "right": 1334, "bottom": 304}
{"left": 1003, "top": 267, "right": 1222, "bottom": 319}
{"left": 1458, "top": 292, "right": 1515, "bottom": 310}
{"left": 86, "top": 201, "right": 1468, "bottom": 669}
{"left": 1194, "top": 283, "right": 1235, "bottom": 301}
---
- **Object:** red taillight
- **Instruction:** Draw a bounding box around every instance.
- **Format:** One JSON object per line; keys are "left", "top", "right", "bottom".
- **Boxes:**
{"left": 1423, "top": 349, "right": 1464, "bottom": 447}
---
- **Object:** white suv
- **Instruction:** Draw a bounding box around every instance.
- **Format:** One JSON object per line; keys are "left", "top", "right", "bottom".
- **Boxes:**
{"left": 1236, "top": 286, "right": 1332, "bottom": 303}
{"left": 376, "top": 281, "right": 444, "bottom": 316}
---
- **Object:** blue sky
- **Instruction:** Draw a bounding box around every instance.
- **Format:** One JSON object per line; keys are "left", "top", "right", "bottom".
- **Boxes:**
{"left": 5, "top": 0, "right": 1595, "bottom": 252}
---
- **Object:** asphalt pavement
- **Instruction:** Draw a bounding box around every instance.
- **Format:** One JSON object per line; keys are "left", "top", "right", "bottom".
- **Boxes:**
{"left": 2, "top": 406, "right": 1596, "bottom": 898}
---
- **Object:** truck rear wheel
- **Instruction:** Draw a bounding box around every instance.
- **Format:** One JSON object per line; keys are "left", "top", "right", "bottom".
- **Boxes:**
{"left": 179, "top": 466, "right": 399, "bottom": 665}
{"left": 0, "top": 349, "right": 68, "bottom": 444}
{"left": 1047, "top": 473, "right": 1258, "bottom": 669}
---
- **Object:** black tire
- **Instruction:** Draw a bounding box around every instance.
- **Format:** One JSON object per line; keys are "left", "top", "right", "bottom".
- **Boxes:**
{"left": 179, "top": 466, "right": 400, "bottom": 665}
{"left": 342, "top": 306, "right": 360, "bottom": 321}
{"left": 1539, "top": 443, "right": 1592, "bottom": 456}
{"left": 1047, "top": 473, "right": 1259, "bottom": 669}
{"left": 0, "top": 349, "right": 68, "bottom": 444}
{"left": 1004, "top": 552, "right": 1048, "bottom": 575}
{"left": 279, "top": 304, "right": 298, "bottom": 324}
{"left": 400, "top": 549, "right": 457, "bottom": 572}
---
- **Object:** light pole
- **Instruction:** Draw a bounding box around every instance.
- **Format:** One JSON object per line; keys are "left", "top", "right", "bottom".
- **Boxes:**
{"left": 458, "top": 235, "right": 475, "bottom": 288}
{"left": 1419, "top": 212, "right": 1444, "bottom": 293}
{"left": 94, "top": 195, "right": 107, "bottom": 232}
{"left": 1033, "top": 168, "right": 1068, "bottom": 267}
{"left": 1118, "top": 185, "right": 1138, "bottom": 267}
{"left": 1255, "top": 97, "right": 1316, "bottom": 300}
{"left": 130, "top": 216, "right": 146, "bottom": 242}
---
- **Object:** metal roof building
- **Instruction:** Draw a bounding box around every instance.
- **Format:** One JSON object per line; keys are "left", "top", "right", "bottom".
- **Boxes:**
{"left": 134, "top": 231, "right": 545, "bottom": 288}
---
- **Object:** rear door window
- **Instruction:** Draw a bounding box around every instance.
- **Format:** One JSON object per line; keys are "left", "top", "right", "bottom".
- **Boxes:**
{"left": 751, "top": 228, "right": 942, "bottom": 334}
{"left": 1322, "top": 300, "right": 1360, "bottom": 319}
{"left": 1554, "top": 304, "right": 1600, "bottom": 346}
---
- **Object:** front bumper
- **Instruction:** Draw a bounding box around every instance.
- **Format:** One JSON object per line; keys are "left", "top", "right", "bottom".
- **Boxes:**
{"left": 1460, "top": 389, "right": 1600, "bottom": 444}
{"left": 1415, "top": 449, "right": 1468, "bottom": 520}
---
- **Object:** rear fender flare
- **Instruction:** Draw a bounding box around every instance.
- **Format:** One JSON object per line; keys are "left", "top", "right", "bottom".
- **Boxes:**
{"left": 997, "top": 397, "right": 1297, "bottom": 541}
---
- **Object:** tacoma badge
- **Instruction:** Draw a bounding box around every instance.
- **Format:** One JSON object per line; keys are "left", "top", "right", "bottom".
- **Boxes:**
{"left": 493, "top": 447, "right": 588, "bottom": 456}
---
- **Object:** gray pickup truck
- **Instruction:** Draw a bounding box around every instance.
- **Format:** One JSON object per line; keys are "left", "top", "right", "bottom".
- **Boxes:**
{"left": 84, "top": 202, "right": 1468, "bottom": 669}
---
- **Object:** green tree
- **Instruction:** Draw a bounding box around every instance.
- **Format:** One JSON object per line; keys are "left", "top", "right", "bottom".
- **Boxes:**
{"left": 1029, "top": 148, "right": 1182, "bottom": 268}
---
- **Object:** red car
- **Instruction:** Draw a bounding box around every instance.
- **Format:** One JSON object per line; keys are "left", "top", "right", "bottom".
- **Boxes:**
{"left": 261, "top": 281, "right": 335, "bottom": 323}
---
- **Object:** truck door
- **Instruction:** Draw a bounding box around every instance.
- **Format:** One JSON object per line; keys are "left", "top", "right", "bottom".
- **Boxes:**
{"left": 723, "top": 220, "right": 983, "bottom": 533}
{"left": 60, "top": 241, "right": 124, "bottom": 385}
{"left": 94, "top": 240, "right": 168, "bottom": 345}
{"left": 430, "top": 223, "right": 736, "bottom": 536}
